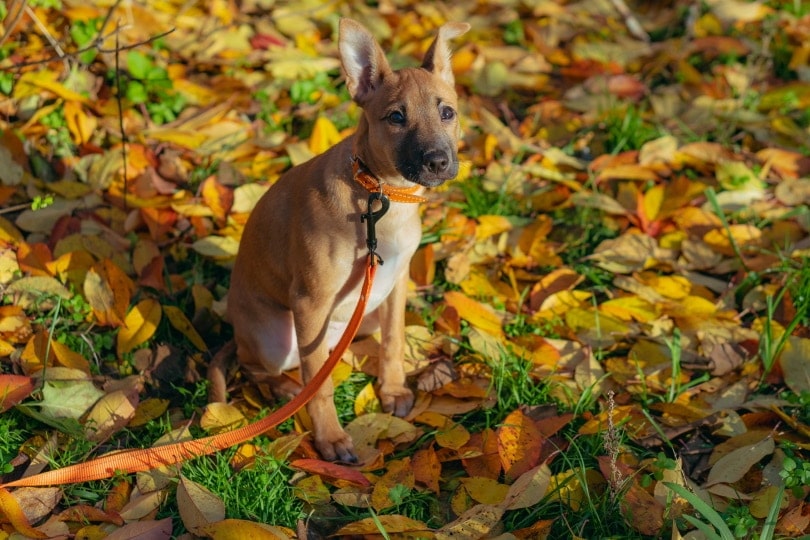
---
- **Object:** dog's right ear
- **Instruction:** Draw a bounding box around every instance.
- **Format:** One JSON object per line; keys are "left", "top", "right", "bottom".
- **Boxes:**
{"left": 339, "top": 18, "right": 393, "bottom": 105}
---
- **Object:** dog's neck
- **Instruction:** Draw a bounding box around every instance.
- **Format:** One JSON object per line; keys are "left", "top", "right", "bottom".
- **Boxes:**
{"left": 351, "top": 156, "right": 426, "bottom": 204}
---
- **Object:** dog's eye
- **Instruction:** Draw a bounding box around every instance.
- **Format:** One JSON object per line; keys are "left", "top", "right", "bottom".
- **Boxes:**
{"left": 440, "top": 106, "right": 456, "bottom": 121}
{"left": 387, "top": 111, "right": 406, "bottom": 125}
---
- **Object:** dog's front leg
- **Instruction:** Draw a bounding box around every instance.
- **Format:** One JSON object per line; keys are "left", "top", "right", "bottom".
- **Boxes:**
{"left": 293, "top": 296, "right": 356, "bottom": 463}
{"left": 377, "top": 268, "right": 415, "bottom": 417}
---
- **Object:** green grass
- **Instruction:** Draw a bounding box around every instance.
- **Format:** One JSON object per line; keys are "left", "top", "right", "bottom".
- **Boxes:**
{"left": 0, "top": 411, "right": 26, "bottom": 474}
{"left": 453, "top": 175, "right": 526, "bottom": 218}
{"left": 181, "top": 447, "right": 305, "bottom": 527}
{"left": 334, "top": 370, "right": 374, "bottom": 425}
{"left": 458, "top": 342, "right": 554, "bottom": 432}
{"left": 601, "top": 104, "right": 663, "bottom": 154}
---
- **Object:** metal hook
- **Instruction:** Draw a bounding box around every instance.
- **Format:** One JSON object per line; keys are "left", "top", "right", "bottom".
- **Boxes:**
{"left": 360, "top": 192, "right": 390, "bottom": 265}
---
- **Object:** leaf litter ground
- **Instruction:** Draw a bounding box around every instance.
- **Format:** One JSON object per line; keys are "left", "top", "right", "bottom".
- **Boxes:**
{"left": 1, "top": 0, "right": 810, "bottom": 538}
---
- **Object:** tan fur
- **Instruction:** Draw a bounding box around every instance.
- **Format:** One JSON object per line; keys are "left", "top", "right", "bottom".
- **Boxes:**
{"left": 215, "top": 18, "right": 469, "bottom": 462}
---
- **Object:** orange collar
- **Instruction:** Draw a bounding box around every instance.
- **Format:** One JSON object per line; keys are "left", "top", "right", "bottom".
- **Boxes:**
{"left": 352, "top": 157, "right": 427, "bottom": 204}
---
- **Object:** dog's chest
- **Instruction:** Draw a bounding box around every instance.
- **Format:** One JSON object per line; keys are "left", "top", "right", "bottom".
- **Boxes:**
{"left": 331, "top": 205, "right": 420, "bottom": 322}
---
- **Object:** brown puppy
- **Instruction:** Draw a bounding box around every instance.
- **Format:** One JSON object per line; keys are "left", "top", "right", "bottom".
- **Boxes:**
{"left": 223, "top": 18, "right": 469, "bottom": 462}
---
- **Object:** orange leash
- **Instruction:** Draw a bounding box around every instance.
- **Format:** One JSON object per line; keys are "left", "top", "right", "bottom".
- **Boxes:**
{"left": 1, "top": 259, "right": 378, "bottom": 489}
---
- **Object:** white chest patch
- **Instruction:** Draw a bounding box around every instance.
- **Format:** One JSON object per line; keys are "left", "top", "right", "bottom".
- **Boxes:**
{"left": 326, "top": 208, "right": 420, "bottom": 347}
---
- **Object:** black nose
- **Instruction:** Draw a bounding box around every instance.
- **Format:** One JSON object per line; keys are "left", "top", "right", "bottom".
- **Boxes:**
{"left": 423, "top": 150, "right": 450, "bottom": 174}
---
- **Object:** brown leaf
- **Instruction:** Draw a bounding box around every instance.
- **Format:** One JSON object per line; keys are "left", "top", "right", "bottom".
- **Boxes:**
{"left": 177, "top": 475, "right": 226, "bottom": 533}
{"left": 413, "top": 447, "right": 442, "bottom": 493}
{"left": 104, "top": 518, "right": 173, "bottom": 540}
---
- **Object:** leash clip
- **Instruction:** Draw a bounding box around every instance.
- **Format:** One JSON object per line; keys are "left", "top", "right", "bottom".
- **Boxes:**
{"left": 361, "top": 192, "right": 390, "bottom": 265}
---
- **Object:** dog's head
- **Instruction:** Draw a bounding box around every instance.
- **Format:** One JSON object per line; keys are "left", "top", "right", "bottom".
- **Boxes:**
{"left": 339, "top": 19, "right": 469, "bottom": 188}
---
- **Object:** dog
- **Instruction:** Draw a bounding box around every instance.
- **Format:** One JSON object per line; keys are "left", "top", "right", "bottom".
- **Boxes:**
{"left": 215, "top": 18, "right": 469, "bottom": 462}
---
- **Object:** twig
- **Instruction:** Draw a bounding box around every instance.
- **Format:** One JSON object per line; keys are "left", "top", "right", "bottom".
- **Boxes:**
{"left": 114, "top": 20, "right": 129, "bottom": 212}
{"left": 0, "top": 0, "right": 26, "bottom": 48}
{"left": 0, "top": 202, "right": 31, "bottom": 215}
{"left": 23, "top": 4, "right": 68, "bottom": 70}
{"left": 609, "top": 0, "right": 650, "bottom": 43}
{"left": 7, "top": 27, "right": 175, "bottom": 70}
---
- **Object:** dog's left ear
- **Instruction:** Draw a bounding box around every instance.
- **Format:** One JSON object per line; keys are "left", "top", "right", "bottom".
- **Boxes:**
{"left": 421, "top": 22, "right": 471, "bottom": 86}
{"left": 339, "top": 18, "right": 393, "bottom": 105}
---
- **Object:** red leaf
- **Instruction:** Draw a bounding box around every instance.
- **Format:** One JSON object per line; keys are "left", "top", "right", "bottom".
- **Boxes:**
{"left": 0, "top": 375, "right": 34, "bottom": 412}
{"left": 290, "top": 459, "right": 370, "bottom": 487}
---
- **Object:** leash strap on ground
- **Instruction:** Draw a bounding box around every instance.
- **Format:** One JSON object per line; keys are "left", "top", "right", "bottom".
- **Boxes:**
{"left": 0, "top": 258, "right": 378, "bottom": 490}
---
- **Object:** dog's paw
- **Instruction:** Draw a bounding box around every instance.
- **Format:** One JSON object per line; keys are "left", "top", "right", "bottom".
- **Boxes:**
{"left": 266, "top": 374, "right": 303, "bottom": 400}
{"left": 379, "top": 385, "right": 414, "bottom": 418}
{"left": 315, "top": 430, "right": 357, "bottom": 463}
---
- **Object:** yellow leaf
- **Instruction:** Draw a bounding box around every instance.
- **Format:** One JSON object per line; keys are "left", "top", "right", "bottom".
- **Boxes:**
{"left": 336, "top": 515, "right": 429, "bottom": 536}
{"left": 14, "top": 71, "right": 88, "bottom": 102}
{"left": 200, "top": 402, "right": 247, "bottom": 434}
{"left": 308, "top": 116, "right": 341, "bottom": 156}
{"left": 638, "top": 273, "right": 691, "bottom": 300}
{"left": 195, "top": 519, "right": 293, "bottom": 539}
{"left": 130, "top": 398, "right": 170, "bottom": 427}
{"left": 354, "top": 382, "right": 381, "bottom": 416}
{"left": 567, "top": 307, "right": 629, "bottom": 333}
{"left": 716, "top": 160, "right": 765, "bottom": 191}
{"left": 703, "top": 225, "right": 762, "bottom": 256}
{"left": 163, "top": 305, "right": 207, "bottom": 352}
{"left": 498, "top": 409, "right": 542, "bottom": 482}
{"left": 475, "top": 215, "right": 512, "bottom": 240}
{"left": 84, "top": 389, "right": 136, "bottom": 442}
{"left": 600, "top": 296, "right": 659, "bottom": 322}
{"left": 191, "top": 235, "right": 239, "bottom": 260}
{"left": 436, "top": 421, "right": 471, "bottom": 450}
{"left": 63, "top": 101, "right": 97, "bottom": 145}
{"left": 678, "top": 295, "right": 717, "bottom": 316}
{"left": 596, "top": 164, "right": 658, "bottom": 183}
{"left": 459, "top": 268, "right": 503, "bottom": 298}
{"left": 84, "top": 259, "right": 134, "bottom": 327}
{"left": 50, "top": 339, "right": 91, "bottom": 373}
{"left": 548, "top": 468, "right": 605, "bottom": 511}
{"left": 639, "top": 135, "right": 678, "bottom": 165}
{"left": 460, "top": 477, "right": 509, "bottom": 505}
{"left": 642, "top": 184, "right": 664, "bottom": 222}
{"left": 534, "top": 290, "right": 592, "bottom": 318}
{"left": 143, "top": 128, "right": 209, "bottom": 148}
{"left": 117, "top": 298, "right": 162, "bottom": 356}
{"left": 444, "top": 291, "right": 503, "bottom": 337}
{"left": 331, "top": 360, "right": 352, "bottom": 387}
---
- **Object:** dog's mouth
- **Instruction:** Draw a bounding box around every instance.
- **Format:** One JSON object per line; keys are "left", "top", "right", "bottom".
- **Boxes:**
{"left": 398, "top": 154, "right": 459, "bottom": 188}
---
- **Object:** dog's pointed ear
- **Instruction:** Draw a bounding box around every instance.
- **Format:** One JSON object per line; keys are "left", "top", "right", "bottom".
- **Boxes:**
{"left": 421, "top": 22, "right": 470, "bottom": 86}
{"left": 339, "top": 18, "right": 393, "bottom": 105}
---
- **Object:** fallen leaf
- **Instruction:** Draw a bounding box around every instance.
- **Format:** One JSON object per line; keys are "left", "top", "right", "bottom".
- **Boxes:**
{"left": 177, "top": 475, "right": 226, "bottom": 533}
{"left": 83, "top": 389, "right": 137, "bottom": 442}
{"left": 0, "top": 374, "right": 34, "bottom": 412}
{"left": 117, "top": 298, "right": 162, "bottom": 356}
{"left": 498, "top": 409, "right": 543, "bottom": 482}
{"left": 705, "top": 435, "right": 775, "bottom": 486}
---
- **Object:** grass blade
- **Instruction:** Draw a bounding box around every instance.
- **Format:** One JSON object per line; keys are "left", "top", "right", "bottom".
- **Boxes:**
{"left": 759, "top": 484, "right": 785, "bottom": 540}
{"left": 664, "top": 482, "right": 734, "bottom": 540}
